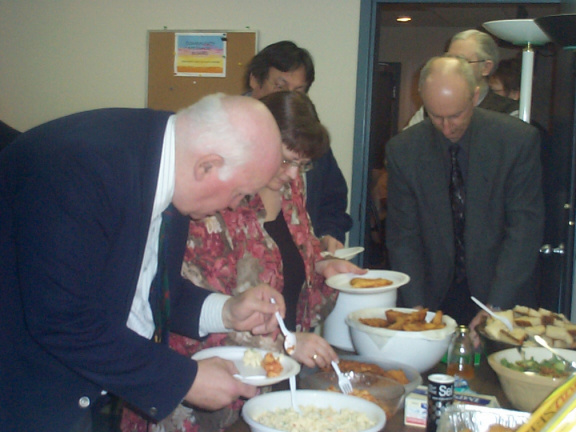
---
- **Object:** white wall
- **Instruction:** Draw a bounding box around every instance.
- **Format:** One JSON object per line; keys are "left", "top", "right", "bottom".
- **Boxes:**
{"left": 0, "top": 0, "right": 361, "bottom": 191}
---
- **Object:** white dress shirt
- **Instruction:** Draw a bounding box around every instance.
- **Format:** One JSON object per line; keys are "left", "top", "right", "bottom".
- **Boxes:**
{"left": 127, "top": 115, "right": 229, "bottom": 338}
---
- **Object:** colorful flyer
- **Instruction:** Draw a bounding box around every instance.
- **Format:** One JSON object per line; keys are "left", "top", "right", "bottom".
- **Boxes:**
{"left": 174, "top": 33, "right": 226, "bottom": 77}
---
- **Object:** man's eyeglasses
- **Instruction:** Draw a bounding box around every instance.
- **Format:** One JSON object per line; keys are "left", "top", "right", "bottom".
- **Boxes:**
{"left": 282, "top": 158, "right": 314, "bottom": 173}
{"left": 467, "top": 59, "right": 486, "bottom": 64}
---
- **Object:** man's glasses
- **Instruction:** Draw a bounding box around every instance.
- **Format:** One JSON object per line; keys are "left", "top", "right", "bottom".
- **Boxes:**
{"left": 467, "top": 59, "right": 486, "bottom": 64}
{"left": 282, "top": 158, "right": 314, "bottom": 172}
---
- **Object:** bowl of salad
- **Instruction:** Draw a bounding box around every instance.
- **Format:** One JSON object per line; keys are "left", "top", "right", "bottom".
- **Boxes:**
{"left": 488, "top": 346, "right": 576, "bottom": 412}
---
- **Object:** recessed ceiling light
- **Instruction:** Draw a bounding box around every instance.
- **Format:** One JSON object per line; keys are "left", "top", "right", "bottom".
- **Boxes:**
{"left": 397, "top": 16, "right": 412, "bottom": 23}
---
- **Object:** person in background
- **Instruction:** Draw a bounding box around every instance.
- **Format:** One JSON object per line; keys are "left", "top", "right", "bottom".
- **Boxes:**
{"left": 0, "top": 94, "right": 286, "bottom": 432}
{"left": 122, "top": 91, "right": 365, "bottom": 432}
{"left": 245, "top": 41, "right": 353, "bottom": 253}
{"left": 405, "top": 29, "right": 519, "bottom": 129}
{"left": 0, "top": 119, "right": 20, "bottom": 152}
{"left": 489, "top": 57, "right": 521, "bottom": 101}
{"left": 386, "top": 56, "right": 543, "bottom": 329}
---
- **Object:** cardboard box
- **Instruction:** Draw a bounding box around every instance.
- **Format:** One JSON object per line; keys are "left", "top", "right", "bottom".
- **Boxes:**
{"left": 404, "top": 385, "right": 500, "bottom": 428}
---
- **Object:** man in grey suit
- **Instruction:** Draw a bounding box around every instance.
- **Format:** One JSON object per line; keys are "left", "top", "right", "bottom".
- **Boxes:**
{"left": 386, "top": 56, "right": 544, "bottom": 326}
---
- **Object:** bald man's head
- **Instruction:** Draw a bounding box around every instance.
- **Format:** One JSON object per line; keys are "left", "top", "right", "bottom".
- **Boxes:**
{"left": 419, "top": 56, "right": 479, "bottom": 143}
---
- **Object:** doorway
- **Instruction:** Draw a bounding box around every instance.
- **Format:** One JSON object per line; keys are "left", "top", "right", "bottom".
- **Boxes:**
{"left": 364, "top": 61, "right": 401, "bottom": 269}
{"left": 350, "top": 0, "right": 574, "bottom": 316}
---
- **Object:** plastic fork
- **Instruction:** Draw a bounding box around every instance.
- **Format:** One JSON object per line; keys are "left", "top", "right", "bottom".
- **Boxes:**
{"left": 331, "top": 360, "right": 353, "bottom": 395}
{"left": 470, "top": 296, "right": 514, "bottom": 331}
{"left": 270, "top": 298, "right": 297, "bottom": 355}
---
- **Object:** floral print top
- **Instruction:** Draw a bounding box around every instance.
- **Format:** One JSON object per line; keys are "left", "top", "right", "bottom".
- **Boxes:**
{"left": 171, "top": 173, "right": 337, "bottom": 355}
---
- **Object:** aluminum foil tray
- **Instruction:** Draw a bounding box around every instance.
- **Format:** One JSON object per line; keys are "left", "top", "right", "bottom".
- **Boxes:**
{"left": 438, "top": 404, "right": 530, "bottom": 432}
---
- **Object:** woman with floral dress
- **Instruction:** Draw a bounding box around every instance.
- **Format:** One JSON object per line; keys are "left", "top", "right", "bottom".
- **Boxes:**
{"left": 121, "top": 91, "right": 364, "bottom": 432}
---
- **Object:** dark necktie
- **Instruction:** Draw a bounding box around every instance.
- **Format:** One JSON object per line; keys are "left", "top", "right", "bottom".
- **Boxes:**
{"left": 149, "top": 208, "right": 173, "bottom": 344}
{"left": 449, "top": 144, "right": 466, "bottom": 285}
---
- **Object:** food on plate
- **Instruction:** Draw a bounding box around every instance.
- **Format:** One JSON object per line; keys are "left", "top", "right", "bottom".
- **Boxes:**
{"left": 253, "top": 405, "right": 376, "bottom": 432}
{"left": 359, "top": 309, "right": 446, "bottom": 331}
{"left": 500, "top": 355, "right": 572, "bottom": 378}
{"left": 243, "top": 348, "right": 263, "bottom": 367}
{"left": 350, "top": 277, "right": 393, "bottom": 288}
{"left": 483, "top": 305, "right": 576, "bottom": 348}
{"left": 322, "top": 359, "right": 409, "bottom": 385}
{"left": 262, "top": 352, "right": 283, "bottom": 377}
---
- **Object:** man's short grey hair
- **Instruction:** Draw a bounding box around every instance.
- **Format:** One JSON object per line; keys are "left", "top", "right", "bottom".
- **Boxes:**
{"left": 419, "top": 55, "right": 478, "bottom": 99}
{"left": 176, "top": 93, "right": 252, "bottom": 180}
{"left": 450, "top": 29, "right": 500, "bottom": 75}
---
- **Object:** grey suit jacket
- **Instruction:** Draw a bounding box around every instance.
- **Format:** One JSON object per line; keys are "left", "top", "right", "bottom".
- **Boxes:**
{"left": 386, "top": 108, "right": 544, "bottom": 310}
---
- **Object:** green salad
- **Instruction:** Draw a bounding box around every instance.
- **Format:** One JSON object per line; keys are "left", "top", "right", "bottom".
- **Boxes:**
{"left": 501, "top": 356, "right": 571, "bottom": 378}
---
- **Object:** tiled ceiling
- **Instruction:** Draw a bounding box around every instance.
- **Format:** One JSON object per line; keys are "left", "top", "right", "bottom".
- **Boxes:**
{"left": 379, "top": 3, "right": 562, "bottom": 28}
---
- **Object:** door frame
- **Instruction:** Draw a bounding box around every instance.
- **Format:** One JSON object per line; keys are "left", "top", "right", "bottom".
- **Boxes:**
{"left": 349, "top": 0, "right": 570, "bottom": 309}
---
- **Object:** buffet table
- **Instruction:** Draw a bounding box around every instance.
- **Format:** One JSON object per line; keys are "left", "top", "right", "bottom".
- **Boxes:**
{"left": 224, "top": 355, "right": 512, "bottom": 432}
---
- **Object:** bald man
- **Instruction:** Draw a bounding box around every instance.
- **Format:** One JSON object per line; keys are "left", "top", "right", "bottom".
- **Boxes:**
{"left": 386, "top": 56, "right": 543, "bottom": 326}
{"left": 0, "top": 94, "right": 285, "bottom": 432}
{"left": 405, "top": 29, "right": 518, "bottom": 129}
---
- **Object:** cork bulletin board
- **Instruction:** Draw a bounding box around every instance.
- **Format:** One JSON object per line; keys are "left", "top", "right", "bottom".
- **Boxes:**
{"left": 147, "top": 30, "right": 257, "bottom": 112}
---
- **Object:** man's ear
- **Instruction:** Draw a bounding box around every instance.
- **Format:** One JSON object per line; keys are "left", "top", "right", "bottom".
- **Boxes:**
{"left": 482, "top": 60, "right": 494, "bottom": 77}
{"left": 194, "top": 154, "right": 224, "bottom": 181}
{"left": 249, "top": 73, "right": 261, "bottom": 92}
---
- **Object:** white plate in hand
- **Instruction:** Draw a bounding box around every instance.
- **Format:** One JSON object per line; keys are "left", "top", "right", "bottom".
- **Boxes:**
{"left": 320, "top": 246, "right": 365, "bottom": 260}
{"left": 191, "top": 346, "right": 300, "bottom": 386}
{"left": 325, "top": 269, "right": 410, "bottom": 294}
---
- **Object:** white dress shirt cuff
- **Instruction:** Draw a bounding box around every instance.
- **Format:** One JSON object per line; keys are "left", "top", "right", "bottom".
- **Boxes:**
{"left": 199, "top": 293, "right": 231, "bottom": 337}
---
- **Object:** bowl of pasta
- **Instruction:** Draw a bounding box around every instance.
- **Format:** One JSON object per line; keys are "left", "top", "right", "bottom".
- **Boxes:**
{"left": 346, "top": 307, "right": 457, "bottom": 373}
{"left": 242, "top": 389, "right": 387, "bottom": 432}
{"left": 487, "top": 346, "right": 576, "bottom": 412}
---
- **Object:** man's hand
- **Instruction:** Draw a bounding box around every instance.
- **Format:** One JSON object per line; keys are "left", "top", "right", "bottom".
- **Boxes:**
{"left": 319, "top": 235, "right": 344, "bottom": 254}
{"left": 314, "top": 258, "right": 368, "bottom": 279}
{"left": 469, "top": 310, "right": 489, "bottom": 349}
{"left": 222, "top": 284, "right": 285, "bottom": 335}
{"left": 184, "top": 357, "right": 257, "bottom": 410}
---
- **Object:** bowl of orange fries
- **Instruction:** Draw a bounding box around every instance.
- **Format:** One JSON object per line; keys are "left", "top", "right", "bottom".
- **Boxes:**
{"left": 346, "top": 307, "right": 457, "bottom": 372}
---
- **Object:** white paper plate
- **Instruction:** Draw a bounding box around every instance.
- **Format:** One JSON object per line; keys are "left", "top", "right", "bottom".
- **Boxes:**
{"left": 321, "top": 246, "right": 365, "bottom": 260}
{"left": 326, "top": 270, "right": 410, "bottom": 294}
{"left": 191, "top": 346, "right": 300, "bottom": 386}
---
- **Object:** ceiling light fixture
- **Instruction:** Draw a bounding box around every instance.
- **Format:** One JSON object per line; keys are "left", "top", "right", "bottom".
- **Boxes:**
{"left": 397, "top": 16, "right": 412, "bottom": 23}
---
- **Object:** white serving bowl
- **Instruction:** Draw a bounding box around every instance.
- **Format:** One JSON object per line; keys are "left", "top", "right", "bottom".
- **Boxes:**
{"left": 323, "top": 270, "right": 409, "bottom": 351}
{"left": 488, "top": 347, "right": 576, "bottom": 412}
{"left": 346, "top": 307, "right": 457, "bottom": 373}
{"left": 242, "top": 389, "right": 387, "bottom": 432}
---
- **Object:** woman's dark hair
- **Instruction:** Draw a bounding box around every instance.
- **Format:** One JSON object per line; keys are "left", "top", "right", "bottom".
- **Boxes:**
{"left": 259, "top": 91, "right": 329, "bottom": 160}
{"left": 245, "top": 41, "right": 315, "bottom": 92}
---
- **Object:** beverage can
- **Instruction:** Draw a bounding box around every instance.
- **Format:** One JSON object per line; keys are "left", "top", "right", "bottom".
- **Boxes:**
{"left": 427, "top": 373, "right": 455, "bottom": 432}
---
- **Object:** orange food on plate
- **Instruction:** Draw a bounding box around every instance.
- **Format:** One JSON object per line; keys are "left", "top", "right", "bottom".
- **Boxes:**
{"left": 350, "top": 277, "right": 394, "bottom": 288}
{"left": 261, "top": 352, "right": 283, "bottom": 377}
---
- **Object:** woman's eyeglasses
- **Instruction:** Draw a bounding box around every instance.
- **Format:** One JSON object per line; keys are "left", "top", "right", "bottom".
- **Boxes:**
{"left": 282, "top": 159, "right": 314, "bottom": 172}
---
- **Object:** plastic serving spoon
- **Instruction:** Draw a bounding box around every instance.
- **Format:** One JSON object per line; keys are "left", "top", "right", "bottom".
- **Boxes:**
{"left": 533, "top": 335, "right": 576, "bottom": 371}
{"left": 470, "top": 296, "right": 514, "bottom": 331}
{"left": 270, "top": 298, "right": 297, "bottom": 355}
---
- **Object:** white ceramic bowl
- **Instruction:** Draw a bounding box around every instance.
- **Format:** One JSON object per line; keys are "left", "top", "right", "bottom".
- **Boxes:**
{"left": 242, "top": 389, "right": 387, "bottom": 432}
{"left": 488, "top": 347, "right": 576, "bottom": 412}
{"left": 323, "top": 270, "right": 410, "bottom": 351}
{"left": 346, "top": 307, "right": 457, "bottom": 373}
